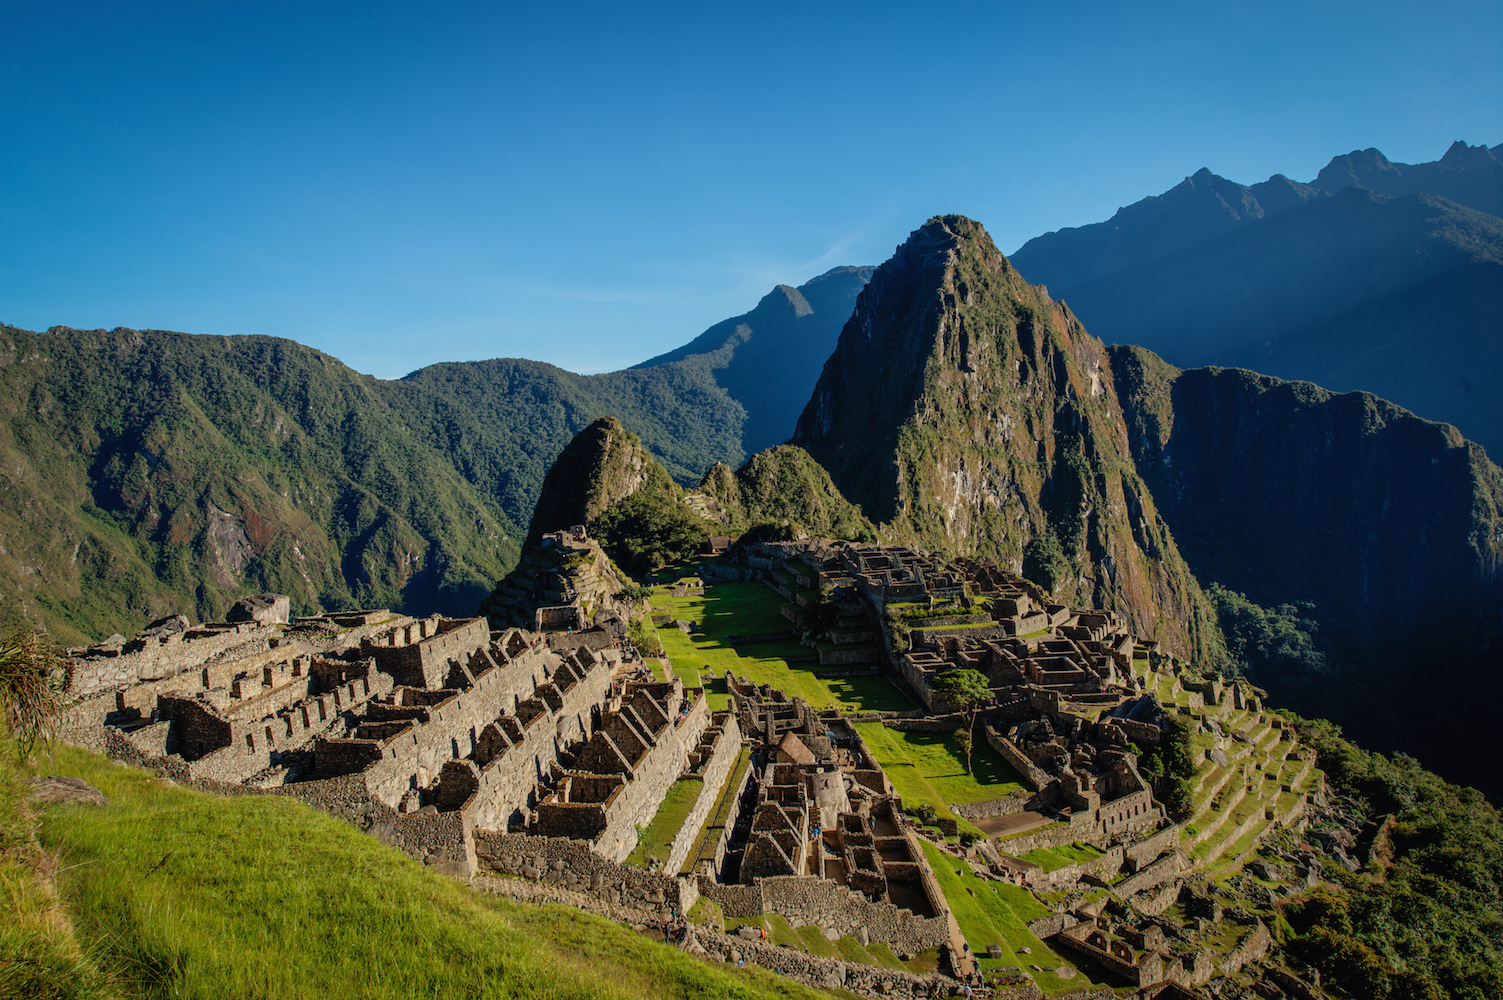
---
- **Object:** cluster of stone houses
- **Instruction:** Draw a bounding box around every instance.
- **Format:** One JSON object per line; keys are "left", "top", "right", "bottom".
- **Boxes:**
{"left": 56, "top": 524, "right": 1319, "bottom": 998}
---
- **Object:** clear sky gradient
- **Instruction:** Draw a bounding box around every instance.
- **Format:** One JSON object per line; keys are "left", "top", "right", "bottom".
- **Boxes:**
{"left": 3, "top": 1, "right": 1499, "bottom": 379}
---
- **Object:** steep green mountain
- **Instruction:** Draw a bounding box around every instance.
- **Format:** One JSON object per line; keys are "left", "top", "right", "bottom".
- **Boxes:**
{"left": 1009, "top": 141, "right": 1503, "bottom": 458}
{"left": 697, "top": 444, "right": 876, "bottom": 540}
{"left": 479, "top": 419, "right": 715, "bottom": 624}
{"left": 1112, "top": 345, "right": 1503, "bottom": 794}
{"left": 0, "top": 268, "right": 869, "bottom": 644}
{"left": 521, "top": 416, "right": 660, "bottom": 546}
{"left": 0, "top": 326, "right": 521, "bottom": 644}
{"left": 792, "top": 215, "right": 1223, "bottom": 662}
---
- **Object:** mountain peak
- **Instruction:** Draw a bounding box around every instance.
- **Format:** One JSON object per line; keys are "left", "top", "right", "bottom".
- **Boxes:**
{"left": 793, "top": 215, "right": 1219, "bottom": 658}
{"left": 523, "top": 416, "right": 654, "bottom": 547}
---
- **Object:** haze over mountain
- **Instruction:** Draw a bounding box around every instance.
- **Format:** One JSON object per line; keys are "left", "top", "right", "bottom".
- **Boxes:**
{"left": 1010, "top": 141, "right": 1503, "bottom": 458}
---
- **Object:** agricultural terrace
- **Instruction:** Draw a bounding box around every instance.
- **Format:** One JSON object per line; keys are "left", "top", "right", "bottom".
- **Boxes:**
{"left": 919, "top": 841, "right": 1102, "bottom": 995}
{"left": 854, "top": 723, "right": 1028, "bottom": 838}
{"left": 647, "top": 579, "right": 913, "bottom": 714}
{"left": 649, "top": 575, "right": 1032, "bottom": 839}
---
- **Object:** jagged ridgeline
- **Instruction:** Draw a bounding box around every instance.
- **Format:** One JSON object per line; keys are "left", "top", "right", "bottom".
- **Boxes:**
{"left": 794, "top": 215, "right": 1222, "bottom": 662}
{"left": 0, "top": 327, "right": 521, "bottom": 643}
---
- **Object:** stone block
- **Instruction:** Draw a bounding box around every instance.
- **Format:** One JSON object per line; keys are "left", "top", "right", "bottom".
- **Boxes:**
{"left": 227, "top": 593, "right": 292, "bottom": 626}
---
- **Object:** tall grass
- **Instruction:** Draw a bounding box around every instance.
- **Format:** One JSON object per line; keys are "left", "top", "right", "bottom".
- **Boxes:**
{"left": 0, "top": 631, "right": 64, "bottom": 758}
{"left": 29, "top": 745, "right": 828, "bottom": 1000}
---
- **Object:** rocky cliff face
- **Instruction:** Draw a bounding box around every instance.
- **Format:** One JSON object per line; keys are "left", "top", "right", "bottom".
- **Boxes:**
{"left": 793, "top": 216, "right": 1220, "bottom": 661}
{"left": 1112, "top": 345, "right": 1503, "bottom": 790}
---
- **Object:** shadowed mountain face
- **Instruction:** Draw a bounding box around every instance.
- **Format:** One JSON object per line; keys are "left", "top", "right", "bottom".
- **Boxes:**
{"left": 1010, "top": 142, "right": 1503, "bottom": 459}
{"left": 635, "top": 266, "right": 873, "bottom": 457}
{"left": 793, "top": 215, "right": 1223, "bottom": 662}
{"left": 1112, "top": 345, "right": 1503, "bottom": 794}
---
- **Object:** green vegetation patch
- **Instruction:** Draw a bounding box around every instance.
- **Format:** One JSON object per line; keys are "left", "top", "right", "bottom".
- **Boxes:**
{"left": 854, "top": 724, "right": 1025, "bottom": 835}
{"left": 29, "top": 744, "right": 824, "bottom": 1000}
{"left": 628, "top": 777, "right": 704, "bottom": 868}
{"left": 1018, "top": 842, "right": 1103, "bottom": 873}
{"left": 679, "top": 747, "right": 753, "bottom": 875}
{"left": 917, "top": 841, "right": 1095, "bottom": 995}
{"left": 651, "top": 582, "right": 913, "bottom": 714}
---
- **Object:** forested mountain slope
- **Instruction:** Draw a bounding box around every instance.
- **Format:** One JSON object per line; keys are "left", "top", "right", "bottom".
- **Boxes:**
{"left": 0, "top": 326, "right": 521, "bottom": 643}
{"left": 1112, "top": 345, "right": 1503, "bottom": 793}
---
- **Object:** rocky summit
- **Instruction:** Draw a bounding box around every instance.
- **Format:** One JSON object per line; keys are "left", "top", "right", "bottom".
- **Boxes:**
{"left": 794, "top": 215, "right": 1221, "bottom": 664}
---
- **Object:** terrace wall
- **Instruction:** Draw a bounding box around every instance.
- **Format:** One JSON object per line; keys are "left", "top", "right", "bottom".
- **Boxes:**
{"left": 664, "top": 714, "right": 743, "bottom": 872}
{"left": 472, "top": 831, "right": 700, "bottom": 912}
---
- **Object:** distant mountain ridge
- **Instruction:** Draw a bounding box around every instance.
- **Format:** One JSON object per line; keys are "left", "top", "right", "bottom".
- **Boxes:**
{"left": 1312, "top": 140, "right": 1503, "bottom": 215}
{"left": 0, "top": 267, "right": 870, "bottom": 643}
{"left": 1010, "top": 141, "right": 1503, "bottom": 459}
{"left": 634, "top": 266, "right": 873, "bottom": 457}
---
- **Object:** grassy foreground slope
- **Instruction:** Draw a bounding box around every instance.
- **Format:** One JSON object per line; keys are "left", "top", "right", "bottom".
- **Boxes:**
{"left": 12, "top": 744, "right": 828, "bottom": 1000}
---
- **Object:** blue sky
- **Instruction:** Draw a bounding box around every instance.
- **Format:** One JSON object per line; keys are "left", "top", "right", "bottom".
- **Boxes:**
{"left": 3, "top": 1, "right": 1499, "bottom": 379}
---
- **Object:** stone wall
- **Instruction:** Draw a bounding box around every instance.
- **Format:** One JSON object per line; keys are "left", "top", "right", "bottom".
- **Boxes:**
{"left": 759, "top": 874, "right": 952, "bottom": 953}
{"left": 909, "top": 623, "right": 1011, "bottom": 647}
{"left": 985, "top": 727, "right": 1053, "bottom": 791}
{"left": 952, "top": 794, "right": 1033, "bottom": 821}
{"left": 818, "top": 647, "right": 879, "bottom": 666}
{"left": 1112, "top": 850, "right": 1187, "bottom": 898}
{"left": 883, "top": 716, "right": 961, "bottom": 733}
{"left": 593, "top": 690, "right": 712, "bottom": 862}
{"left": 1019, "top": 845, "right": 1125, "bottom": 891}
{"left": 1123, "top": 825, "right": 1180, "bottom": 870}
{"left": 1127, "top": 878, "right": 1185, "bottom": 917}
{"left": 473, "top": 831, "right": 700, "bottom": 912}
{"left": 65, "top": 622, "right": 283, "bottom": 699}
{"left": 664, "top": 713, "right": 742, "bottom": 873}
{"left": 1220, "top": 922, "right": 1272, "bottom": 976}
{"left": 365, "top": 616, "right": 490, "bottom": 689}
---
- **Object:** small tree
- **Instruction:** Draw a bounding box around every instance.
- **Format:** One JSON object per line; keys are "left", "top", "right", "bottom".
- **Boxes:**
{"left": 933, "top": 668, "right": 990, "bottom": 774}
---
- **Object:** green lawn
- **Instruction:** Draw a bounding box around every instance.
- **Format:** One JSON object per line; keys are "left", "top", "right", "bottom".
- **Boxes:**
{"left": 26, "top": 744, "right": 829, "bottom": 1000}
{"left": 853, "top": 724, "right": 1026, "bottom": 834}
{"left": 1018, "top": 842, "right": 1104, "bottom": 873}
{"left": 650, "top": 582, "right": 913, "bottom": 715}
{"left": 627, "top": 777, "right": 704, "bottom": 867}
{"left": 918, "top": 842, "right": 1097, "bottom": 996}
